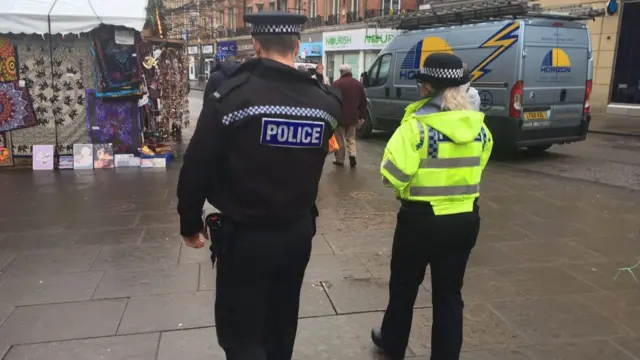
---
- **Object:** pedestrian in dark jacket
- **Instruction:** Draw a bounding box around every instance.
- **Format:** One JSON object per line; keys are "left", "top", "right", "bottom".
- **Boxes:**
{"left": 331, "top": 63, "right": 366, "bottom": 168}
{"left": 203, "top": 60, "right": 241, "bottom": 101}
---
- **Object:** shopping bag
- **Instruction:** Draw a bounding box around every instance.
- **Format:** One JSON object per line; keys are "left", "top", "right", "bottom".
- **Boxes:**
{"left": 328, "top": 134, "right": 339, "bottom": 153}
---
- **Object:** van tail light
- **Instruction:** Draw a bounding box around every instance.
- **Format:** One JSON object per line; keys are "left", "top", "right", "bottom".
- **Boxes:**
{"left": 509, "top": 80, "right": 523, "bottom": 118}
{"left": 584, "top": 80, "right": 592, "bottom": 115}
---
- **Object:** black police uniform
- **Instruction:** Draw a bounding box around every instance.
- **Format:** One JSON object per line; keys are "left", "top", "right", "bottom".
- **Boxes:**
{"left": 176, "top": 12, "right": 342, "bottom": 360}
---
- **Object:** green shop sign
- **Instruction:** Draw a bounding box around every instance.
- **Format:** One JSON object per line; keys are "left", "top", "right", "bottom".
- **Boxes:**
{"left": 364, "top": 34, "right": 395, "bottom": 45}
{"left": 325, "top": 31, "right": 397, "bottom": 50}
{"left": 325, "top": 35, "right": 352, "bottom": 46}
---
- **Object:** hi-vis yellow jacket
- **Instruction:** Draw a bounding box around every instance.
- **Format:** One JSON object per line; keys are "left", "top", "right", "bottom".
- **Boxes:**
{"left": 381, "top": 97, "right": 493, "bottom": 215}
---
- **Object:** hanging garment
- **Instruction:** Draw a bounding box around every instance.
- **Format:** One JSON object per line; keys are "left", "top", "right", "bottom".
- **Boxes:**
{"left": 157, "top": 48, "right": 189, "bottom": 133}
{"left": 92, "top": 26, "right": 143, "bottom": 98}
{"left": 0, "top": 38, "right": 18, "bottom": 82}
{"left": 0, "top": 81, "right": 37, "bottom": 132}
{"left": 85, "top": 89, "right": 140, "bottom": 153}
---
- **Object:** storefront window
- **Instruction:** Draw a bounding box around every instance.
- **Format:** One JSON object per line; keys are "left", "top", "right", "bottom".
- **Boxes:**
{"left": 611, "top": 2, "right": 640, "bottom": 104}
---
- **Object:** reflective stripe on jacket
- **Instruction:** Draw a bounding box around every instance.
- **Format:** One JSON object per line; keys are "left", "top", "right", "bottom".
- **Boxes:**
{"left": 380, "top": 97, "right": 493, "bottom": 215}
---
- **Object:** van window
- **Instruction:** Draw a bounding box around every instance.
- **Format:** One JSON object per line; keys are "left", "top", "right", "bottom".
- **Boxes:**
{"left": 370, "top": 53, "right": 392, "bottom": 87}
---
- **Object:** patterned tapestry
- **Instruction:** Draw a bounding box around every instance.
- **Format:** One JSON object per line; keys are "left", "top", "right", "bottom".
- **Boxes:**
{"left": 10, "top": 35, "right": 94, "bottom": 156}
{"left": 0, "top": 38, "right": 18, "bottom": 82}
{"left": 92, "top": 26, "right": 143, "bottom": 98}
{"left": 85, "top": 89, "right": 140, "bottom": 153}
{"left": 0, "top": 81, "right": 36, "bottom": 132}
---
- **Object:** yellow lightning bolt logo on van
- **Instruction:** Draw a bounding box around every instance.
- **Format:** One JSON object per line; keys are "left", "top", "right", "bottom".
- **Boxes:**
{"left": 470, "top": 21, "right": 520, "bottom": 82}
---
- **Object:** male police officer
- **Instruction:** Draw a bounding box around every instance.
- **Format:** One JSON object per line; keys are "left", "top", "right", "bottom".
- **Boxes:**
{"left": 176, "top": 12, "right": 342, "bottom": 360}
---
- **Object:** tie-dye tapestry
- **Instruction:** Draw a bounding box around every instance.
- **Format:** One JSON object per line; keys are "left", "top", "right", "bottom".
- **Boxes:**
{"left": 0, "top": 82, "right": 37, "bottom": 132}
{"left": 85, "top": 89, "right": 141, "bottom": 153}
{"left": 10, "top": 35, "right": 94, "bottom": 156}
{"left": 0, "top": 38, "right": 18, "bottom": 82}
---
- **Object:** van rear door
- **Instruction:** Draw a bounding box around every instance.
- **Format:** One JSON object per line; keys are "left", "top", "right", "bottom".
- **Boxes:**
{"left": 522, "top": 21, "right": 588, "bottom": 130}
{"left": 521, "top": 24, "right": 559, "bottom": 128}
{"left": 554, "top": 24, "right": 589, "bottom": 128}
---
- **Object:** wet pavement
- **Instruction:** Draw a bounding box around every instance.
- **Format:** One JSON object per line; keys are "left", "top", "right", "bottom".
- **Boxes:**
{"left": 1, "top": 93, "right": 640, "bottom": 360}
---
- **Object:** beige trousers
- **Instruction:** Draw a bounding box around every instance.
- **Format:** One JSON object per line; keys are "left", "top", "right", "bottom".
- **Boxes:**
{"left": 334, "top": 126, "right": 356, "bottom": 162}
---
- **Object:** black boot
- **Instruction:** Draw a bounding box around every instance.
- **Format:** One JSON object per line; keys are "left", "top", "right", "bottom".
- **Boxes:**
{"left": 371, "top": 327, "right": 385, "bottom": 350}
{"left": 349, "top": 156, "right": 357, "bottom": 168}
{"left": 371, "top": 327, "right": 403, "bottom": 360}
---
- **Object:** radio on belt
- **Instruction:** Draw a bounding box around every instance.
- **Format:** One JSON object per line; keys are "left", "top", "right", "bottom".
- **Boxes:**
{"left": 260, "top": 118, "right": 325, "bottom": 148}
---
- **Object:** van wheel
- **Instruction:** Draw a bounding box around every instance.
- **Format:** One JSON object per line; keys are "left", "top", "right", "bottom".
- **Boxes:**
{"left": 356, "top": 112, "right": 373, "bottom": 139}
{"left": 526, "top": 145, "right": 552, "bottom": 153}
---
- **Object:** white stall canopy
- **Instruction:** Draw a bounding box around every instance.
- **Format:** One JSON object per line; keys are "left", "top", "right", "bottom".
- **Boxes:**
{"left": 0, "top": 0, "right": 148, "bottom": 35}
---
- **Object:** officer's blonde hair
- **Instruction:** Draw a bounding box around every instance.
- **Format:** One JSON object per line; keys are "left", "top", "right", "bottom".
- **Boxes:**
{"left": 441, "top": 86, "right": 472, "bottom": 111}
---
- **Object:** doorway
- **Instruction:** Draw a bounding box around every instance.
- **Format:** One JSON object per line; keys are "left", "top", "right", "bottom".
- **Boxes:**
{"left": 611, "top": 1, "right": 640, "bottom": 104}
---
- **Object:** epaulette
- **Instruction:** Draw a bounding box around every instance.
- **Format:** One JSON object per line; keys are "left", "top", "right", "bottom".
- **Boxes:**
{"left": 212, "top": 72, "right": 251, "bottom": 101}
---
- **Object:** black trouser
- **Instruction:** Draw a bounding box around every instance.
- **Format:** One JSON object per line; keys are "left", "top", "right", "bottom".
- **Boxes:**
{"left": 381, "top": 201, "right": 480, "bottom": 360}
{"left": 214, "top": 213, "right": 315, "bottom": 360}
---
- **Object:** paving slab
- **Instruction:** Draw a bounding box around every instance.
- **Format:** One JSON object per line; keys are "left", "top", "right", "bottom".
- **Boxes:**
{"left": 493, "top": 265, "right": 600, "bottom": 297}
{"left": 92, "top": 264, "right": 199, "bottom": 299}
{"left": 117, "top": 291, "right": 215, "bottom": 335}
{"left": 1, "top": 247, "right": 100, "bottom": 275}
{"left": 579, "top": 290, "right": 640, "bottom": 335}
{"left": 158, "top": 327, "right": 224, "bottom": 360}
{"left": 293, "top": 312, "right": 406, "bottom": 359}
{"left": 0, "top": 271, "right": 103, "bottom": 306}
{"left": 0, "top": 299, "right": 127, "bottom": 346}
{"left": 489, "top": 297, "right": 631, "bottom": 344}
{"left": 4, "top": 333, "right": 160, "bottom": 360}
{"left": 408, "top": 304, "right": 528, "bottom": 356}
{"left": 62, "top": 213, "right": 140, "bottom": 231}
{"left": 304, "top": 254, "right": 372, "bottom": 281}
{"left": 0, "top": 232, "right": 78, "bottom": 251}
{"left": 71, "top": 227, "right": 145, "bottom": 247}
{"left": 90, "top": 243, "right": 180, "bottom": 271}
{"left": 323, "top": 277, "right": 431, "bottom": 314}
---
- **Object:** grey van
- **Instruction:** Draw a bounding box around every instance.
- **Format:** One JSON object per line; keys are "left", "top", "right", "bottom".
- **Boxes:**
{"left": 360, "top": 18, "right": 593, "bottom": 152}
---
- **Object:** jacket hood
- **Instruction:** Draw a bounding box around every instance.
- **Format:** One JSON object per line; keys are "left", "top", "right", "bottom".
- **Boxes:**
{"left": 422, "top": 110, "right": 485, "bottom": 144}
{"left": 214, "top": 62, "right": 241, "bottom": 76}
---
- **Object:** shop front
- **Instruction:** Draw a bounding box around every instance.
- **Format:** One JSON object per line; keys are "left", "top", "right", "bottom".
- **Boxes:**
{"left": 236, "top": 38, "right": 254, "bottom": 62}
{"left": 216, "top": 40, "right": 237, "bottom": 62}
{"left": 322, "top": 28, "right": 398, "bottom": 83}
{"left": 298, "top": 42, "right": 323, "bottom": 63}
{"left": 187, "top": 45, "right": 198, "bottom": 80}
{"left": 202, "top": 44, "right": 215, "bottom": 80}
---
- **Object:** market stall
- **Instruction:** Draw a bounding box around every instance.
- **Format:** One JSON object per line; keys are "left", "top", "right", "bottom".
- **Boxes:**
{"left": 0, "top": 0, "right": 188, "bottom": 169}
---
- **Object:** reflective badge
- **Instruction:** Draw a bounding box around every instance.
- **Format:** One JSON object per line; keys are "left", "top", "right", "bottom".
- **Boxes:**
{"left": 260, "top": 118, "right": 324, "bottom": 148}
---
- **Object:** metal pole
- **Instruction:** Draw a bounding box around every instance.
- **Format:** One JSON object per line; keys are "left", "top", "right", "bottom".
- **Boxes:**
{"left": 47, "top": 14, "right": 59, "bottom": 156}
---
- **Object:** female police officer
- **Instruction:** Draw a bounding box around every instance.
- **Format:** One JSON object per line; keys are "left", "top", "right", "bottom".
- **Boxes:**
{"left": 371, "top": 53, "right": 493, "bottom": 360}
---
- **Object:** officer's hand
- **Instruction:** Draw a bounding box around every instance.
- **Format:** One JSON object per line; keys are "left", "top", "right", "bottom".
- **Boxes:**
{"left": 183, "top": 234, "right": 206, "bottom": 249}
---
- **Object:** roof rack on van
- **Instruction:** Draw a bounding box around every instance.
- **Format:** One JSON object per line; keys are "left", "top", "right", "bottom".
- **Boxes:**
{"left": 372, "top": 0, "right": 605, "bottom": 31}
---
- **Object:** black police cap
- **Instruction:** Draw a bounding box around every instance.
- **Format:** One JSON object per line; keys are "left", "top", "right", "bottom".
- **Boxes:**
{"left": 243, "top": 12, "right": 307, "bottom": 36}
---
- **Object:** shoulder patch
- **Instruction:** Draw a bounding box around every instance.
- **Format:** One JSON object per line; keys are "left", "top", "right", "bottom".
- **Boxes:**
{"left": 260, "top": 118, "right": 325, "bottom": 148}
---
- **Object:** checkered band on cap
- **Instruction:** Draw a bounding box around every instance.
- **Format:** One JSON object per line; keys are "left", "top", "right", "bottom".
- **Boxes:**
{"left": 251, "top": 24, "right": 302, "bottom": 34}
{"left": 221, "top": 105, "right": 337, "bottom": 129}
{"left": 419, "top": 67, "right": 464, "bottom": 79}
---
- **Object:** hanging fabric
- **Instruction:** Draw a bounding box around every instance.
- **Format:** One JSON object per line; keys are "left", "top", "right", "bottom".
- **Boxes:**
{"left": 0, "top": 38, "right": 18, "bottom": 82}
{"left": 0, "top": 81, "right": 36, "bottom": 132}
{"left": 91, "top": 26, "right": 143, "bottom": 98}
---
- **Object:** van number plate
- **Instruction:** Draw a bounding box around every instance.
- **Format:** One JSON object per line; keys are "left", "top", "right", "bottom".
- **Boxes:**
{"left": 524, "top": 111, "right": 547, "bottom": 120}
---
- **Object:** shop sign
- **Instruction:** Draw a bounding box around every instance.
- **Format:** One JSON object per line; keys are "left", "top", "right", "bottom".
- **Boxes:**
{"left": 323, "top": 29, "right": 398, "bottom": 51}
{"left": 237, "top": 44, "right": 254, "bottom": 52}
{"left": 216, "top": 40, "right": 237, "bottom": 59}
{"left": 202, "top": 45, "right": 214, "bottom": 54}
{"left": 187, "top": 46, "right": 198, "bottom": 55}
{"left": 298, "top": 42, "right": 323, "bottom": 57}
